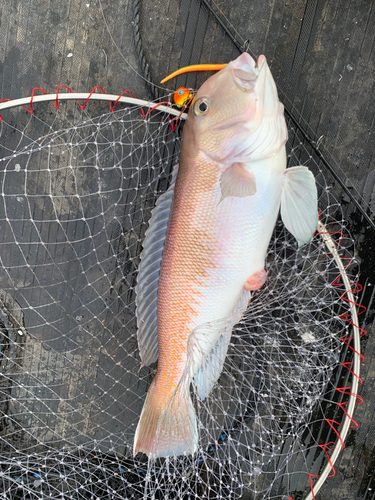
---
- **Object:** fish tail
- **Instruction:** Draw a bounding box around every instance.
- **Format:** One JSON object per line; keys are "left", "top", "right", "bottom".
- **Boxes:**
{"left": 133, "top": 379, "right": 198, "bottom": 458}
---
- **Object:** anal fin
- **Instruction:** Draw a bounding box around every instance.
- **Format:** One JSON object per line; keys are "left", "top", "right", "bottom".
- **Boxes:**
{"left": 190, "top": 289, "right": 251, "bottom": 400}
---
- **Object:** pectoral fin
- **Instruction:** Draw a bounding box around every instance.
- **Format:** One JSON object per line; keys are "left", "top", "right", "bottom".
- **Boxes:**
{"left": 280, "top": 166, "right": 318, "bottom": 247}
{"left": 220, "top": 163, "right": 256, "bottom": 201}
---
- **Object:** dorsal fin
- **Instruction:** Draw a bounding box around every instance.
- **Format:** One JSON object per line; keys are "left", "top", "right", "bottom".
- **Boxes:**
{"left": 135, "top": 166, "right": 178, "bottom": 367}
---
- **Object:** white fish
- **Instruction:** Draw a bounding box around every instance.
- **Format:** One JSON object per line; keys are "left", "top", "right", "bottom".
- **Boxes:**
{"left": 134, "top": 53, "right": 318, "bottom": 458}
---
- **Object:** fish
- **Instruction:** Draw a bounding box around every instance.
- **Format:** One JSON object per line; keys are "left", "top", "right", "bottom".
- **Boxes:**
{"left": 133, "top": 52, "right": 318, "bottom": 458}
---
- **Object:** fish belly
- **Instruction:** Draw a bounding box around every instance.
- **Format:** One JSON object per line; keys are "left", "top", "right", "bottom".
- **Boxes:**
{"left": 195, "top": 181, "right": 281, "bottom": 327}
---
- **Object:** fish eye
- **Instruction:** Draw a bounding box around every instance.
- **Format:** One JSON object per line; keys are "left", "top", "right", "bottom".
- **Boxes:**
{"left": 193, "top": 97, "right": 210, "bottom": 116}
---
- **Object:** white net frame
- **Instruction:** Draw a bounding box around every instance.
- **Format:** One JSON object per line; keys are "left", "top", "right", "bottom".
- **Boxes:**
{"left": 0, "top": 92, "right": 362, "bottom": 500}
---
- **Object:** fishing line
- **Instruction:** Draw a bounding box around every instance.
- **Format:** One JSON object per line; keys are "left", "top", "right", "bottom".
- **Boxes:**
{"left": 284, "top": 109, "right": 375, "bottom": 232}
{"left": 200, "top": 0, "right": 252, "bottom": 55}
{"left": 97, "top": 0, "right": 166, "bottom": 97}
{"left": 132, "top": 0, "right": 163, "bottom": 99}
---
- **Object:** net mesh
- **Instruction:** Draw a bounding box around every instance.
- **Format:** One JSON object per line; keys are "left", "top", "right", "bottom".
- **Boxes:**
{"left": 0, "top": 98, "right": 358, "bottom": 499}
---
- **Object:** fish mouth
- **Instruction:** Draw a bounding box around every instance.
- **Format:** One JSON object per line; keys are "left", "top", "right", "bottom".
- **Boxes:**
{"left": 232, "top": 53, "right": 266, "bottom": 90}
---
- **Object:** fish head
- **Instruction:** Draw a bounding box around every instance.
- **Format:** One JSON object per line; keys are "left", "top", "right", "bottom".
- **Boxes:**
{"left": 184, "top": 53, "right": 287, "bottom": 164}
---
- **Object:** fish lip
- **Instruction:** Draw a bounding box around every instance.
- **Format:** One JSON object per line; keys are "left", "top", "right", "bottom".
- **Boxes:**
{"left": 255, "top": 55, "right": 266, "bottom": 71}
{"left": 232, "top": 54, "right": 266, "bottom": 90}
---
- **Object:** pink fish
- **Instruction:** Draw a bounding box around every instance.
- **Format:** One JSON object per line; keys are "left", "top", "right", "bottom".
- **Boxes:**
{"left": 134, "top": 53, "right": 318, "bottom": 458}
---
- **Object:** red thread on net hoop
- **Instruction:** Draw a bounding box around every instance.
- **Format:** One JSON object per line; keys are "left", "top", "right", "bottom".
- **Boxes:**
{"left": 53, "top": 84, "right": 74, "bottom": 109}
{"left": 0, "top": 85, "right": 184, "bottom": 131}
{"left": 53, "top": 85, "right": 148, "bottom": 117}
{"left": 288, "top": 441, "right": 338, "bottom": 500}
{"left": 303, "top": 226, "right": 366, "bottom": 500}
{"left": 21, "top": 87, "right": 48, "bottom": 114}
{"left": 77, "top": 85, "right": 106, "bottom": 110}
{"left": 307, "top": 443, "right": 337, "bottom": 500}
{"left": 336, "top": 385, "right": 363, "bottom": 401}
{"left": 139, "top": 100, "right": 185, "bottom": 132}
{"left": 0, "top": 99, "right": 11, "bottom": 121}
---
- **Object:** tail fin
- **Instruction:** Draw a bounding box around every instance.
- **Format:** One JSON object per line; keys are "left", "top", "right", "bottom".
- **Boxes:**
{"left": 133, "top": 379, "right": 198, "bottom": 458}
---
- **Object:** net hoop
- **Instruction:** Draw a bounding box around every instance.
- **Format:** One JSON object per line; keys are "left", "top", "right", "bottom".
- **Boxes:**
{"left": 306, "top": 221, "right": 361, "bottom": 499}
{"left": 0, "top": 92, "right": 188, "bottom": 119}
{"left": 0, "top": 91, "right": 362, "bottom": 499}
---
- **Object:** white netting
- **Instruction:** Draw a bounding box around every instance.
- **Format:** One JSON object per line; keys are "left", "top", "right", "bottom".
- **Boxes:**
{"left": 0, "top": 99, "right": 358, "bottom": 499}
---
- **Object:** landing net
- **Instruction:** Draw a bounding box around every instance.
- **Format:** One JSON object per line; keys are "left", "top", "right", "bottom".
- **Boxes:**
{"left": 0, "top": 95, "right": 361, "bottom": 499}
